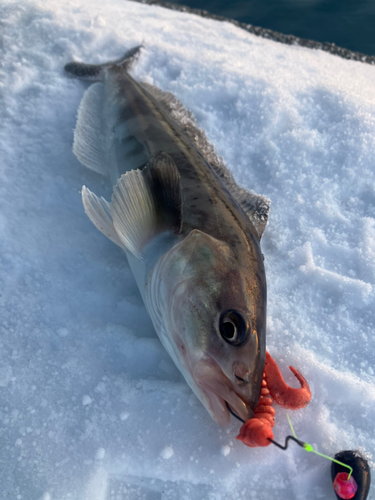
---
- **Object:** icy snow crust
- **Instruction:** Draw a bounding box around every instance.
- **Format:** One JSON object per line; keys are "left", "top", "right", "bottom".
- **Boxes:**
{"left": 1, "top": 0, "right": 375, "bottom": 499}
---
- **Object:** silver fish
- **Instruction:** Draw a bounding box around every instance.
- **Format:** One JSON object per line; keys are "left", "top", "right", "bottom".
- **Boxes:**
{"left": 65, "top": 47, "right": 270, "bottom": 426}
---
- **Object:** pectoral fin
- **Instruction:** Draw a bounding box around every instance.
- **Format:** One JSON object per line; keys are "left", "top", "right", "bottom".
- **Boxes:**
{"left": 82, "top": 186, "right": 123, "bottom": 247}
{"left": 81, "top": 153, "right": 182, "bottom": 259}
{"left": 112, "top": 152, "right": 182, "bottom": 257}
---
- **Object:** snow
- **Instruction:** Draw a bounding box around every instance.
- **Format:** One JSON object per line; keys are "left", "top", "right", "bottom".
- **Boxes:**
{"left": 1, "top": 0, "right": 375, "bottom": 498}
{"left": 160, "top": 446, "right": 174, "bottom": 460}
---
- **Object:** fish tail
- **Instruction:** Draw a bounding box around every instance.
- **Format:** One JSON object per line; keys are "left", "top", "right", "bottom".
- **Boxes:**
{"left": 64, "top": 45, "right": 143, "bottom": 81}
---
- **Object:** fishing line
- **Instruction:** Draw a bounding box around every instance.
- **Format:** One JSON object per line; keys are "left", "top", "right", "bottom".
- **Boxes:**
{"left": 268, "top": 414, "right": 354, "bottom": 480}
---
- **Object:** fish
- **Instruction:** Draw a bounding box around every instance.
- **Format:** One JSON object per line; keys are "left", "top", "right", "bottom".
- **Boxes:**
{"left": 65, "top": 46, "right": 270, "bottom": 426}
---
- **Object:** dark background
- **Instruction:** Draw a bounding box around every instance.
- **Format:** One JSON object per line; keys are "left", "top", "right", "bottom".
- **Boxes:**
{"left": 170, "top": 0, "right": 375, "bottom": 56}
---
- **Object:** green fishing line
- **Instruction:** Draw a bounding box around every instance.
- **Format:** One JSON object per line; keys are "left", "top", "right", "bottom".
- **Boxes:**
{"left": 287, "top": 414, "right": 297, "bottom": 439}
{"left": 286, "top": 414, "right": 353, "bottom": 480}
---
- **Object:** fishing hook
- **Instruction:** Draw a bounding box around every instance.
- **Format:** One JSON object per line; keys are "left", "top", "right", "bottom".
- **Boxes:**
{"left": 226, "top": 402, "right": 246, "bottom": 423}
{"left": 267, "top": 435, "right": 306, "bottom": 450}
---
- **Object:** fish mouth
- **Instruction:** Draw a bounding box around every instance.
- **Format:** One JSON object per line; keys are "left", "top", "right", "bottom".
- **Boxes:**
{"left": 193, "top": 356, "right": 254, "bottom": 426}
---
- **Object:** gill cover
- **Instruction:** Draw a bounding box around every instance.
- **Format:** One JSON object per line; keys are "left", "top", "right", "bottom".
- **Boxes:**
{"left": 145, "top": 229, "right": 265, "bottom": 425}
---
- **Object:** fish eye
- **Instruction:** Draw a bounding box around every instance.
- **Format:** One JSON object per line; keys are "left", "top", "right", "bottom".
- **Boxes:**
{"left": 219, "top": 310, "right": 249, "bottom": 346}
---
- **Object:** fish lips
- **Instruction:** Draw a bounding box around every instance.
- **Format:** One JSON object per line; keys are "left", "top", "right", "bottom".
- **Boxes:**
{"left": 193, "top": 356, "right": 255, "bottom": 426}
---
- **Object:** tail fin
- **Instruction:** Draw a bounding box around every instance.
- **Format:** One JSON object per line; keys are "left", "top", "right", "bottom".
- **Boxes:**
{"left": 64, "top": 45, "right": 143, "bottom": 81}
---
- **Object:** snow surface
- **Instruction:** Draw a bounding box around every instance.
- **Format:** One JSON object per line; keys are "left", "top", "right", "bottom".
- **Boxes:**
{"left": 1, "top": 0, "right": 375, "bottom": 499}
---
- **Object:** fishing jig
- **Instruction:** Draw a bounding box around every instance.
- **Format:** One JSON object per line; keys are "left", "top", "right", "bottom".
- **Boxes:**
{"left": 268, "top": 416, "right": 371, "bottom": 500}
{"left": 230, "top": 409, "right": 371, "bottom": 499}
{"left": 235, "top": 351, "right": 311, "bottom": 447}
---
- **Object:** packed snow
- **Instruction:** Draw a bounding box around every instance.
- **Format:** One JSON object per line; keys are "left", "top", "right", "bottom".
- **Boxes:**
{"left": 1, "top": 0, "right": 375, "bottom": 499}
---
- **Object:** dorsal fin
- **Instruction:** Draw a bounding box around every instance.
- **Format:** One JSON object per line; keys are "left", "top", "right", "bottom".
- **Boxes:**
{"left": 140, "top": 81, "right": 231, "bottom": 182}
{"left": 237, "top": 189, "right": 270, "bottom": 239}
{"left": 141, "top": 82, "right": 270, "bottom": 238}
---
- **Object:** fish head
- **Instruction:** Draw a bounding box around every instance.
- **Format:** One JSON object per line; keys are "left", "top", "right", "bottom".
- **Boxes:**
{"left": 147, "top": 229, "right": 266, "bottom": 426}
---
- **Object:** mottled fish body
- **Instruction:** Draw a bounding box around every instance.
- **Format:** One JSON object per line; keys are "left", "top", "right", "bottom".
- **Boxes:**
{"left": 65, "top": 47, "right": 270, "bottom": 426}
